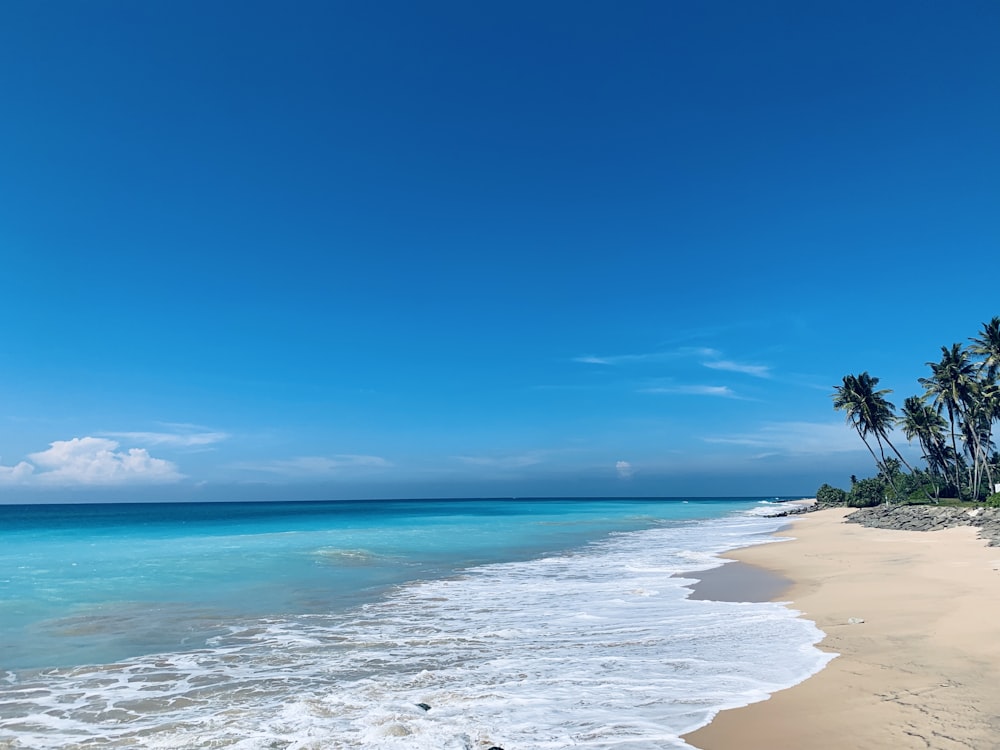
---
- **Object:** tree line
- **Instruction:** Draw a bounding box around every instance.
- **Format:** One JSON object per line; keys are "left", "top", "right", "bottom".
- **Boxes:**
{"left": 824, "top": 317, "right": 1000, "bottom": 506}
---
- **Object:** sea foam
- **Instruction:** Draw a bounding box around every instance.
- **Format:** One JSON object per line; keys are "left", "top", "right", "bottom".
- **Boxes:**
{"left": 0, "top": 510, "right": 832, "bottom": 749}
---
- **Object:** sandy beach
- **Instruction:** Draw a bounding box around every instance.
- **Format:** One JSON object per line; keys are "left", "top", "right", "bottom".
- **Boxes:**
{"left": 683, "top": 507, "right": 1000, "bottom": 750}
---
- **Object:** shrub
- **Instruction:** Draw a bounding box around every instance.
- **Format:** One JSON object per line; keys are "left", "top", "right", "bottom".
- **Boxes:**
{"left": 985, "top": 492, "right": 1000, "bottom": 508}
{"left": 816, "top": 483, "right": 847, "bottom": 505}
{"left": 847, "top": 477, "right": 886, "bottom": 507}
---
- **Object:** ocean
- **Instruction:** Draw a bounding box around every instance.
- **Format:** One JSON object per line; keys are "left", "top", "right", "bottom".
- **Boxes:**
{"left": 0, "top": 497, "right": 832, "bottom": 749}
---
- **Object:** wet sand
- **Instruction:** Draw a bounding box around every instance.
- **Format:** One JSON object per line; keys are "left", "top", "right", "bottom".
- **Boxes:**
{"left": 683, "top": 560, "right": 791, "bottom": 603}
{"left": 683, "top": 507, "right": 1000, "bottom": 750}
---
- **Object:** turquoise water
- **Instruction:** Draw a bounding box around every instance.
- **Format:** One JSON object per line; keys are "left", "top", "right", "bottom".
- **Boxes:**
{"left": 0, "top": 497, "right": 830, "bottom": 749}
{"left": 3, "top": 497, "right": 766, "bottom": 669}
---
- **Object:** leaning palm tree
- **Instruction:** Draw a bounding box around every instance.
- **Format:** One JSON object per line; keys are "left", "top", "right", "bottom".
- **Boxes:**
{"left": 920, "top": 344, "right": 977, "bottom": 498}
{"left": 968, "top": 379, "right": 1000, "bottom": 493}
{"left": 901, "top": 395, "right": 949, "bottom": 499}
{"left": 833, "top": 372, "right": 911, "bottom": 500}
{"left": 970, "top": 316, "right": 1000, "bottom": 381}
{"left": 969, "top": 318, "right": 1000, "bottom": 493}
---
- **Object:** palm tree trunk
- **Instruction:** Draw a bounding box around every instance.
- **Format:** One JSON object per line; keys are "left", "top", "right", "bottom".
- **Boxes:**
{"left": 881, "top": 433, "right": 916, "bottom": 473}
{"left": 857, "top": 432, "right": 885, "bottom": 477}
{"left": 975, "top": 421, "right": 995, "bottom": 497}
{"left": 915, "top": 437, "right": 941, "bottom": 502}
{"left": 965, "top": 418, "right": 987, "bottom": 501}
{"left": 948, "top": 407, "right": 963, "bottom": 498}
{"left": 873, "top": 434, "right": 903, "bottom": 503}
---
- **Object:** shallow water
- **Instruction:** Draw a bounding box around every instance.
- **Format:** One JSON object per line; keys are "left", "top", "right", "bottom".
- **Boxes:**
{"left": 0, "top": 497, "right": 830, "bottom": 748}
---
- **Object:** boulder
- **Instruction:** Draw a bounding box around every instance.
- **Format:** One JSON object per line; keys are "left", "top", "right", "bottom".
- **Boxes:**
{"left": 845, "top": 505, "right": 1000, "bottom": 545}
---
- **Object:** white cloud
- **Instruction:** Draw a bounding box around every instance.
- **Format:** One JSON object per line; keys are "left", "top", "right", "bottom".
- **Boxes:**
{"left": 100, "top": 423, "right": 230, "bottom": 448}
{"left": 572, "top": 347, "right": 716, "bottom": 367}
{"left": 454, "top": 453, "right": 544, "bottom": 469}
{"left": 704, "top": 421, "right": 865, "bottom": 455}
{"left": 0, "top": 437, "right": 184, "bottom": 486}
{"left": 450, "top": 448, "right": 589, "bottom": 473}
{"left": 101, "top": 430, "right": 230, "bottom": 447}
{"left": 702, "top": 360, "right": 771, "bottom": 378}
{"left": 640, "top": 384, "right": 737, "bottom": 398}
{"left": 236, "top": 454, "right": 391, "bottom": 476}
{"left": 576, "top": 346, "right": 772, "bottom": 381}
{"left": 0, "top": 461, "right": 35, "bottom": 484}
{"left": 615, "top": 460, "right": 634, "bottom": 479}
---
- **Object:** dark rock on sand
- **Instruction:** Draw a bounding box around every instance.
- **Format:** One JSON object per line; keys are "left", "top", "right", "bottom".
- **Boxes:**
{"left": 769, "top": 503, "right": 811, "bottom": 517}
{"left": 845, "top": 505, "right": 1000, "bottom": 546}
{"left": 807, "top": 501, "right": 846, "bottom": 513}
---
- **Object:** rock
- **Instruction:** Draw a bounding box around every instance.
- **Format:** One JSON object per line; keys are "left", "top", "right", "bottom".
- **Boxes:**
{"left": 770, "top": 503, "right": 810, "bottom": 517}
{"left": 844, "top": 506, "right": 1000, "bottom": 545}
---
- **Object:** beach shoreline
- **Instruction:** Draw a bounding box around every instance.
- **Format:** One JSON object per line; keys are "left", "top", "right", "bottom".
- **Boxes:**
{"left": 683, "top": 507, "right": 1000, "bottom": 750}
{"left": 682, "top": 559, "right": 792, "bottom": 603}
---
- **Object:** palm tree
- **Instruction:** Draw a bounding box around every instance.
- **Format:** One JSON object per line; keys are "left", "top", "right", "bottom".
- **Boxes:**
{"left": 919, "top": 344, "right": 977, "bottom": 498}
{"left": 901, "top": 395, "right": 948, "bottom": 498}
{"left": 970, "top": 318, "right": 1000, "bottom": 493}
{"left": 970, "top": 316, "right": 1000, "bottom": 381}
{"left": 969, "top": 380, "right": 1000, "bottom": 493}
{"left": 833, "top": 372, "right": 911, "bottom": 500}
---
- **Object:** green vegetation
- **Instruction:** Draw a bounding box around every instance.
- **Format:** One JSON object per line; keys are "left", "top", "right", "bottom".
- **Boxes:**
{"left": 815, "top": 483, "right": 847, "bottom": 505}
{"left": 846, "top": 477, "right": 885, "bottom": 507}
{"left": 831, "top": 317, "right": 1000, "bottom": 504}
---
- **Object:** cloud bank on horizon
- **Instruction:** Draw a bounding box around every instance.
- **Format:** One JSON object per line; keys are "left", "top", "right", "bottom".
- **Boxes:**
{"left": 0, "top": 438, "right": 182, "bottom": 486}
{"left": 0, "top": 416, "right": 875, "bottom": 493}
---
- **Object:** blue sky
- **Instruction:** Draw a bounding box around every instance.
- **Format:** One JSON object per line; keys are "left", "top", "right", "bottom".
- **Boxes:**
{"left": 1, "top": 1, "right": 998, "bottom": 501}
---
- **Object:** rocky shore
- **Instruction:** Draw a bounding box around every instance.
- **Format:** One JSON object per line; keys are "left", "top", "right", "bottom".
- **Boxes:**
{"left": 767, "top": 503, "right": 813, "bottom": 517}
{"left": 843, "top": 504, "right": 1000, "bottom": 546}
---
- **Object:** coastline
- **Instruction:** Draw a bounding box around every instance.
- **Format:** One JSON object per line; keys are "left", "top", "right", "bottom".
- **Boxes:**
{"left": 683, "top": 559, "right": 791, "bottom": 603}
{"left": 683, "top": 507, "right": 1000, "bottom": 749}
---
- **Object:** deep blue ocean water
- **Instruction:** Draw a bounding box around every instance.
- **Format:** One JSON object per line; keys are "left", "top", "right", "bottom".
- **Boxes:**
{"left": 0, "top": 497, "right": 831, "bottom": 749}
